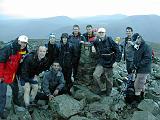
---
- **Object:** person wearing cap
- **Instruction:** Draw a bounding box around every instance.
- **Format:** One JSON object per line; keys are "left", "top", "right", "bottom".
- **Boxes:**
{"left": 47, "top": 33, "right": 59, "bottom": 67}
{"left": 19, "top": 46, "right": 48, "bottom": 109}
{"left": 58, "top": 33, "right": 75, "bottom": 94}
{"left": 131, "top": 35, "right": 152, "bottom": 103}
{"left": 93, "top": 28, "right": 121, "bottom": 96}
{"left": 68, "top": 25, "right": 86, "bottom": 81}
{"left": 0, "top": 35, "right": 28, "bottom": 119}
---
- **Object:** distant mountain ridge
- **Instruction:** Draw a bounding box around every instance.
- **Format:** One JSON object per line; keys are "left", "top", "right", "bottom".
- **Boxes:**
{"left": 0, "top": 14, "right": 160, "bottom": 43}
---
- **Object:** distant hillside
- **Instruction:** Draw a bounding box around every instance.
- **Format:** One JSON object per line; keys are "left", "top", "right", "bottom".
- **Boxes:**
{"left": 0, "top": 14, "right": 160, "bottom": 43}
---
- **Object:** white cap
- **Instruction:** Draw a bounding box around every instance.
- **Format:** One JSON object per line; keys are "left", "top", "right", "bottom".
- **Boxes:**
{"left": 98, "top": 28, "right": 106, "bottom": 33}
{"left": 18, "top": 35, "right": 28, "bottom": 43}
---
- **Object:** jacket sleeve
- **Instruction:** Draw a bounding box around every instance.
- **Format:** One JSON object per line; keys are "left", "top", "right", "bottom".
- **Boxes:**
{"left": 20, "top": 55, "right": 32, "bottom": 82}
{"left": 0, "top": 46, "right": 11, "bottom": 77}
{"left": 109, "top": 37, "right": 122, "bottom": 62}
{"left": 136, "top": 45, "right": 152, "bottom": 68}
{"left": 81, "top": 35, "right": 87, "bottom": 42}
{"left": 42, "top": 72, "right": 51, "bottom": 96}
{"left": 56, "top": 72, "right": 65, "bottom": 91}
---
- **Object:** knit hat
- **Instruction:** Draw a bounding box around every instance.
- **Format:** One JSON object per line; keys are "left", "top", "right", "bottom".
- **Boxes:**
{"left": 61, "top": 33, "right": 69, "bottom": 38}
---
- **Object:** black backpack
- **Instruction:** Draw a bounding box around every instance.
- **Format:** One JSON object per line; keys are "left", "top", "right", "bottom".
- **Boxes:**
{"left": 124, "top": 80, "right": 136, "bottom": 104}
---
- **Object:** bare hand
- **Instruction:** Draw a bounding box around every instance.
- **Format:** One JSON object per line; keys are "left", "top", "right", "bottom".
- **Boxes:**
{"left": 49, "top": 95, "right": 54, "bottom": 101}
{"left": 0, "top": 78, "right": 4, "bottom": 83}
{"left": 113, "top": 62, "right": 118, "bottom": 67}
{"left": 53, "top": 89, "right": 59, "bottom": 96}
{"left": 92, "top": 46, "right": 96, "bottom": 52}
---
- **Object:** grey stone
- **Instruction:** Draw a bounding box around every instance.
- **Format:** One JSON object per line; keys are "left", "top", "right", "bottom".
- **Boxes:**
{"left": 131, "top": 111, "right": 157, "bottom": 120}
{"left": 152, "top": 86, "right": 160, "bottom": 95}
{"left": 138, "top": 99, "right": 159, "bottom": 116}
{"left": 100, "top": 96, "right": 113, "bottom": 105}
{"left": 88, "top": 101, "right": 110, "bottom": 114}
{"left": 111, "top": 100, "right": 126, "bottom": 112}
{"left": 73, "top": 89, "right": 101, "bottom": 103}
{"left": 69, "top": 115, "right": 91, "bottom": 120}
{"left": 108, "top": 112, "right": 120, "bottom": 120}
{"left": 7, "top": 110, "right": 32, "bottom": 120}
{"left": 145, "top": 92, "right": 160, "bottom": 101}
{"left": 32, "top": 109, "right": 53, "bottom": 120}
{"left": 49, "top": 95, "right": 83, "bottom": 119}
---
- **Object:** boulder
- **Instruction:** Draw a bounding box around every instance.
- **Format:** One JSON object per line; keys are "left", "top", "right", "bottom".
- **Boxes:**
{"left": 49, "top": 95, "right": 83, "bottom": 119}
{"left": 138, "top": 99, "right": 159, "bottom": 116}
{"left": 32, "top": 109, "right": 53, "bottom": 120}
{"left": 69, "top": 115, "right": 91, "bottom": 120}
{"left": 131, "top": 111, "right": 157, "bottom": 120}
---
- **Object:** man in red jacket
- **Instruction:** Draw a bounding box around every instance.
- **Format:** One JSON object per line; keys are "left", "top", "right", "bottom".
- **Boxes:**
{"left": 0, "top": 35, "right": 28, "bottom": 119}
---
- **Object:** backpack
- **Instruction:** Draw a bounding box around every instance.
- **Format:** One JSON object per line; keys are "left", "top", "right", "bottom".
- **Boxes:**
{"left": 124, "top": 80, "right": 135, "bottom": 104}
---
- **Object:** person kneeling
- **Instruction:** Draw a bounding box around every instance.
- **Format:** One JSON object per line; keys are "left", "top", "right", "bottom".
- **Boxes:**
{"left": 35, "top": 61, "right": 65, "bottom": 104}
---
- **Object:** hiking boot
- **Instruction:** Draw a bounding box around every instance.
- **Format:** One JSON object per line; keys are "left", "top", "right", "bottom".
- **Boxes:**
{"left": 135, "top": 95, "right": 142, "bottom": 103}
{"left": 14, "top": 105, "right": 26, "bottom": 112}
{"left": 141, "top": 91, "right": 145, "bottom": 100}
{"left": 106, "top": 87, "right": 112, "bottom": 96}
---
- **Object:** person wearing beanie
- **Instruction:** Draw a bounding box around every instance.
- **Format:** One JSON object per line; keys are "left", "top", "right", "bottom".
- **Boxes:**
{"left": 58, "top": 33, "right": 75, "bottom": 95}
{"left": 132, "top": 35, "right": 152, "bottom": 103}
{"left": 46, "top": 33, "right": 59, "bottom": 67}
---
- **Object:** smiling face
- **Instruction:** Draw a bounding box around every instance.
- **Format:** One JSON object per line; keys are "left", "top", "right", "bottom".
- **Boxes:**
{"left": 37, "top": 46, "right": 47, "bottom": 60}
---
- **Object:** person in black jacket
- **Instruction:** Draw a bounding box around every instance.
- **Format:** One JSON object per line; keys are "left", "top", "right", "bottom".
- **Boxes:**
{"left": 132, "top": 35, "right": 152, "bottom": 103}
{"left": 68, "top": 25, "right": 86, "bottom": 81}
{"left": 46, "top": 33, "right": 59, "bottom": 67}
{"left": 93, "top": 28, "right": 121, "bottom": 96}
{"left": 19, "top": 46, "right": 48, "bottom": 108}
{"left": 35, "top": 61, "right": 65, "bottom": 102}
{"left": 58, "top": 33, "right": 75, "bottom": 94}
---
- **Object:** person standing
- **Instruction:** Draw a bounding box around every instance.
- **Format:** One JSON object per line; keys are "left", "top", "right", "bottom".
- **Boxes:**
{"left": 58, "top": 33, "right": 75, "bottom": 94}
{"left": 120, "top": 27, "right": 136, "bottom": 83}
{"left": 83, "top": 25, "right": 96, "bottom": 43}
{"left": 132, "top": 35, "right": 152, "bottom": 103}
{"left": 46, "top": 33, "right": 59, "bottom": 67}
{"left": 0, "top": 35, "right": 28, "bottom": 119}
{"left": 93, "top": 28, "right": 121, "bottom": 96}
{"left": 69, "top": 25, "right": 86, "bottom": 81}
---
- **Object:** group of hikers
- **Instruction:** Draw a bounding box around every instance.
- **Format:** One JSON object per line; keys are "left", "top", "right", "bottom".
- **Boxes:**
{"left": 0, "top": 24, "right": 152, "bottom": 119}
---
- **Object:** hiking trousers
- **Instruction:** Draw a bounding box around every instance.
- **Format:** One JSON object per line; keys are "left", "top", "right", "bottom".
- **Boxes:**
{"left": 93, "top": 64, "right": 113, "bottom": 96}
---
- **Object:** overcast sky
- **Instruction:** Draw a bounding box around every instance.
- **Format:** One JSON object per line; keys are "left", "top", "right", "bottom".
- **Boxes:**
{"left": 0, "top": 0, "right": 160, "bottom": 18}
